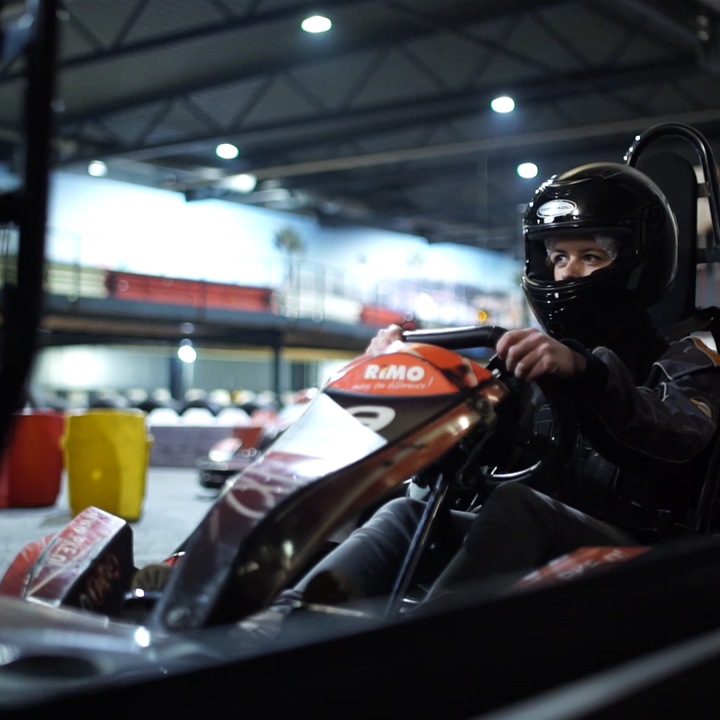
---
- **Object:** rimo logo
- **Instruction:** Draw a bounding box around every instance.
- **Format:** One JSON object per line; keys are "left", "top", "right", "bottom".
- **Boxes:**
{"left": 364, "top": 364, "right": 425, "bottom": 382}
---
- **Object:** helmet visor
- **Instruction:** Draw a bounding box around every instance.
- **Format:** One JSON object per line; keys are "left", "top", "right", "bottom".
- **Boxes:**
{"left": 525, "top": 228, "right": 633, "bottom": 286}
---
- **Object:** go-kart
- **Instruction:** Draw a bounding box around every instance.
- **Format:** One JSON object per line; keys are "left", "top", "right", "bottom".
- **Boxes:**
{"left": 4, "top": 6, "right": 720, "bottom": 706}
{"left": 197, "top": 390, "right": 316, "bottom": 490}
{"left": 3, "top": 297, "right": 720, "bottom": 710}
{"left": 4, "top": 325, "right": 576, "bottom": 624}
{"left": 5, "top": 322, "right": 717, "bottom": 720}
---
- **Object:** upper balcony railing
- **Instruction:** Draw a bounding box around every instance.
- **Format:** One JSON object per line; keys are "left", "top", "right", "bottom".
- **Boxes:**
{"left": 35, "top": 226, "right": 528, "bottom": 331}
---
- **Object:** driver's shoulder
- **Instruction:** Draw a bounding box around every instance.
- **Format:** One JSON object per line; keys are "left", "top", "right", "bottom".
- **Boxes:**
{"left": 652, "top": 336, "right": 720, "bottom": 381}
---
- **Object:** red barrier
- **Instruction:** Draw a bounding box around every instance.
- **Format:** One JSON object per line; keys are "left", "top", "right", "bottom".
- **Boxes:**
{"left": 106, "top": 271, "right": 272, "bottom": 313}
{"left": 107, "top": 271, "right": 204, "bottom": 305}
{"left": 361, "top": 305, "right": 417, "bottom": 328}
{"left": 105, "top": 271, "right": 421, "bottom": 326}
{"left": 0, "top": 410, "right": 65, "bottom": 508}
{"left": 204, "top": 283, "right": 272, "bottom": 312}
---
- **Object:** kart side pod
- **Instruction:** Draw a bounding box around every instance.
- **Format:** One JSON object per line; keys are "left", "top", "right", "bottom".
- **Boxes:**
{"left": 0, "top": 506, "right": 134, "bottom": 614}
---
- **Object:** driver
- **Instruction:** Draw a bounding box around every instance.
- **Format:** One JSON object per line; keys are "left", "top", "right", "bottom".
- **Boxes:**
{"left": 295, "top": 162, "right": 720, "bottom": 605}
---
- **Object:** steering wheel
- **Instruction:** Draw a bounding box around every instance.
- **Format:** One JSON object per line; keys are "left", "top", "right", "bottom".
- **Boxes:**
{"left": 401, "top": 325, "right": 575, "bottom": 493}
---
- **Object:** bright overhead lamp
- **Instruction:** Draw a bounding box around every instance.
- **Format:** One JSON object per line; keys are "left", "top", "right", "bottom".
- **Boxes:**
{"left": 490, "top": 96, "right": 515, "bottom": 113}
{"left": 178, "top": 339, "right": 197, "bottom": 364}
{"left": 215, "top": 143, "right": 239, "bottom": 160}
{"left": 301, "top": 15, "right": 331, "bottom": 33}
{"left": 517, "top": 162, "right": 539, "bottom": 179}
{"left": 87, "top": 160, "right": 108, "bottom": 177}
{"left": 219, "top": 173, "right": 257, "bottom": 193}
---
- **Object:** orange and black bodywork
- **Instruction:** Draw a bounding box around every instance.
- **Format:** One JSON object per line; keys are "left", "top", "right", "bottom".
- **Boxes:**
{"left": 147, "top": 341, "right": 508, "bottom": 629}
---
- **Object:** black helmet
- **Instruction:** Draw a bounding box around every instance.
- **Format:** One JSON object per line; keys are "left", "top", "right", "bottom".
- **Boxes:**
{"left": 521, "top": 162, "right": 678, "bottom": 346}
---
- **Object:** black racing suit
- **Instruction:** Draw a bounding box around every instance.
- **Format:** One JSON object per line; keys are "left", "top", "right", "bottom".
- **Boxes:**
{"left": 559, "top": 335, "right": 720, "bottom": 528}
{"left": 296, "top": 334, "right": 720, "bottom": 602}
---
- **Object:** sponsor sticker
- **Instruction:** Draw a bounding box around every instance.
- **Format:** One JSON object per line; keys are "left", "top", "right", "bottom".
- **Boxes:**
{"left": 330, "top": 354, "right": 459, "bottom": 395}
{"left": 536, "top": 199, "right": 578, "bottom": 221}
{"left": 346, "top": 405, "right": 396, "bottom": 432}
{"left": 363, "top": 364, "right": 425, "bottom": 382}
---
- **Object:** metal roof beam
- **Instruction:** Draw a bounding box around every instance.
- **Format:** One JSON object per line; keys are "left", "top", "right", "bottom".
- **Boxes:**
{"left": 62, "top": 58, "right": 698, "bottom": 163}
{"left": 228, "top": 106, "right": 720, "bottom": 181}
{"left": 56, "top": 0, "right": 574, "bottom": 125}
{"left": 52, "top": 0, "right": 574, "bottom": 75}
{"left": 606, "top": 0, "right": 704, "bottom": 51}
{"left": 51, "top": 0, "right": 367, "bottom": 72}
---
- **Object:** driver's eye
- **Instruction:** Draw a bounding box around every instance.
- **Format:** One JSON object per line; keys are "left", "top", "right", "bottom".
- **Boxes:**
{"left": 550, "top": 253, "right": 568, "bottom": 266}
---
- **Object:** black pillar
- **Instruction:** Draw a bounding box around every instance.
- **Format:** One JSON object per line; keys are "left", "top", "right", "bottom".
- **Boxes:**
{"left": 272, "top": 334, "right": 282, "bottom": 401}
{"left": 169, "top": 356, "right": 183, "bottom": 402}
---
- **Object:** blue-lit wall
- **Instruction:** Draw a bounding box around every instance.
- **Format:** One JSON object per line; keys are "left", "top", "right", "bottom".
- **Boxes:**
{"left": 47, "top": 172, "right": 521, "bottom": 293}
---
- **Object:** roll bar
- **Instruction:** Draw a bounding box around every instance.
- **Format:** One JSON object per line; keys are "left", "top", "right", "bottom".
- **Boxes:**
{"left": 625, "top": 123, "right": 720, "bottom": 265}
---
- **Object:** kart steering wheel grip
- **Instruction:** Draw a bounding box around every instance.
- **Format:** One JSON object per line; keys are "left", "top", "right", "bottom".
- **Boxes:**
{"left": 401, "top": 325, "right": 507, "bottom": 351}
{"left": 401, "top": 325, "right": 575, "bottom": 489}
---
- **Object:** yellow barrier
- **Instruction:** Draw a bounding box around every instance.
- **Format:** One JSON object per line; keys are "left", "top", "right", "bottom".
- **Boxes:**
{"left": 61, "top": 409, "right": 153, "bottom": 521}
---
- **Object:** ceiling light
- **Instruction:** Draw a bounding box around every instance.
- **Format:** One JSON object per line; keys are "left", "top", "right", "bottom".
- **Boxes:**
{"left": 517, "top": 162, "right": 538, "bottom": 179}
{"left": 219, "top": 173, "right": 257, "bottom": 193}
{"left": 301, "top": 15, "right": 331, "bottom": 33}
{"left": 87, "top": 160, "right": 108, "bottom": 177}
{"left": 178, "top": 340, "right": 197, "bottom": 364}
{"left": 215, "top": 143, "right": 239, "bottom": 160}
{"left": 490, "top": 96, "right": 515, "bottom": 113}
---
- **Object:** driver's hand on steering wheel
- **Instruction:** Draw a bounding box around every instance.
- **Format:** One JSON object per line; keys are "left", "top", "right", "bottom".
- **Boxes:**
{"left": 366, "top": 324, "right": 404, "bottom": 354}
{"left": 495, "top": 328, "right": 587, "bottom": 381}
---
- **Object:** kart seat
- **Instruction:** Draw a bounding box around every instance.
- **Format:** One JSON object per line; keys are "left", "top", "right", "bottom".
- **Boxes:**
{"left": 638, "top": 151, "right": 700, "bottom": 335}
{"left": 628, "top": 124, "right": 720, "bottom": 537}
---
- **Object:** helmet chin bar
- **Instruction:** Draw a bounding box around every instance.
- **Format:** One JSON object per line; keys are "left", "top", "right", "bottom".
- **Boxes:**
{"left": 523, "top": 270, "right": 646, "bottom": 347}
